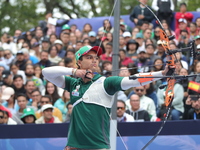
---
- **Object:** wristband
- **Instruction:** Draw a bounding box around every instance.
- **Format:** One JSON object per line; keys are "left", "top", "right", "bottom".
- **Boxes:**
{"left": 72, "top": 68, "right": 77, "bottom": 76}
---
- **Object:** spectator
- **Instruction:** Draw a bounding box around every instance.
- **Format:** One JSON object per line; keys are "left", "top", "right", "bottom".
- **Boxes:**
{"left": 101, "top": 61, "right": 112, "bottom": 77}
{"left": 48, "top": 45, "right": 62, "bottom": 64}
{"left": 135, "top": 33, "right": 145, "bottom": 52}
{"left": 15, "top": 93, "right": 36, "bottom": 121}
{"left": 34, "top": 65, "right": 43, "bottom": 81}
{"left": 54, "top": 90, "right": 68, "bottom": 121}
{"left": 61, "top": 24, "right": 71, "bottom": 34}
{"left": 1, "top": 87, "right": 16, "bottom": 114}
{"left": 177, "top": 30, "right": 190, "bottom": 49}
{"left": 143, "top": 28, "right": 152, "bottom": 40}
{"left": 189, "top": 22, "right": 198, "bottom": 41}
{"left": 41, "top": 37, "right": 50, "bottom": 51}
{"left": 35, "top": 95, "right": 62, "bottom": 121}
{"left": 54, "top": 39, "right": 66, "bottom": 58}
{"left": 146, "top": 44, "right": 160, "bottom": 63}
{"left": 13, "top": 50, "right": 28, "bottom": 71}
{"left": 49, "top": 33, "right": 58, "bottom": 45}
{"left": 119, "top": 49, "right": 133, "bottom": 67}
{"left": 126, "top": 94, "right": 150, "bottom": 121}
{"left": 30, "top": 89, "right": 42, "bottom": 109}
{"left": 35, "top": 104, "right": 61, "bottom": 124}
{"left": 98, "top": 19, "right": 114, "bottom": 33}
{"left": 10, "top": 63, "right": 25, "bottom": 84}
{"left": 175, "top": 3, "right": 194, "bottom": 29}
{"left": 82, "top": 23, "right": 92, "bottom": 34}
{"left": 69, "top": 33, "right": 77, "bottom": 48}
{"left": 24, "top": 80, "right": 37, "bottom": 101}
{"left": 117, "top": 100, "right": 134, "bottom": 122}
{"left": 135, "top": 49, "right": 153, "bottom": 73}
{"left": 157, "top": 83, "right": 184, "bottom": 120}
{"left": 129, "top": 0, "right": 154, "bottom": 27}
{"left": 65, "top": 102, "right": 73, "bottom": 123}
{"left": 31, "top": 42, "right": 41, "bottom": 60}
{"left": 20, "top": 107, "right": 36, "bottom": 124}
{"left": 60, "top": 32, "right": 70, "bottom": 50}
{"left": 37, "top": 50, "right": 52, "bottom": 68}
{"left": 65, "top": 49, "right": 77, "bottom": 68}
{"left": 2, "top": 70, "right": 13, "bottom": 87}
{"left": 195, "top": 17, "right": 200, "bottom": 32}
{"left": 88, "top": 31, "right": 100, "bottom": 46}
{"left": 24, "top": 64, "right": 44, "bottom": 92}
{"left": 100, "top": 42, "right": 113, "bottom": 62}
{"left": 75, "top": 41, "right": 83, "bottom": 51}
{"left": 156, "top": 40, "right": 166, "bottom": 60}
{"left": 2, "top": 110, "right": 17, "bottom": 125}
{"left": 131, "top": 27, "right": 140, "bottom": 39}
{"left": 185, "top": 95, "right": 200, "bottom": 120}
{"left": 175, "top": 18, "right": 190, "bottom": 40}
{"left": 45, "top": 81, "right": 61, "bottom": 105}
{"left": 119, "top": 36, "right": 126, "bottom": 50}
{"left": 21, "top": 48, "right": 39, "bottom": 65}
{"left": 126, "top": 86, "right": 157, "bottom": 121}
{"left": 0, "top": 110, "right": 5, "bottom": 124}
{"left": 122, "top": 31, "right": 132, "bottom": 44}
{"left": 126, "top": 39, "right": 139, "bottom": 61}
{"left": 152, "top": 0, "right": 174, "bottom": 26}
{"left": 2, "top": 49, "right": 15, "bottom": 67}
{"left": 12, "top": 75, "right": 26, "bottom": 96}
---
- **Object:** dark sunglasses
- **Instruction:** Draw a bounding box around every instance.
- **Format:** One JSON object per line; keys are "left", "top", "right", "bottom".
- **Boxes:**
{"left": 135, "top": 89, "right": 144, "bottom": 92}
{"left": 41, "top": 101, "right": 49, "bottom": 104}
{"left": 117, "top": 107, "right": 125, "bottom": 110}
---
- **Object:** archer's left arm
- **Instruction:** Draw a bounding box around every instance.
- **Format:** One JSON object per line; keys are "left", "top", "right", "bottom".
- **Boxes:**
{"left": 121, "top": 71, "right": 163, "bottom": 90}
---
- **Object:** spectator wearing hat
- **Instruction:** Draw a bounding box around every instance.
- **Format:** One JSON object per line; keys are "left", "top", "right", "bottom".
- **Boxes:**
{"left": 35, "top": 95, "right": 62, "bottom": 121}
{"left": 175, "top": 3, "right": 194, "bottom": 29}
{"left": 122, "top": 31, "right": 132, "bottom": 44}
{"left": 2, "top": 49, "right": 15, "bottom": 67}
{"left": 62, "top": 24, "right": 71, "bottom": 34}
{"left": 54, "top": 39, "right": 66, "bottom": 58}
{"left": 41, "top": 37, "right": 50, "bottom": 51}
{"left": 175, "top": 18, "right": 190, "bottom": 40}
{"left": 20, "top": 107, "right": 36, "bottom": 124}
{"left": 12, "top": 50, "right": 28, "bottom": 71}
{"left": 2, "top": 70, "right": 13, "bottom": 87}
{"left": 135, "top": 32, "right": 145, "bottom": 52}
{"left": 126, "top": 39, "right": 139, "bottom": 61}
{"left": 135, "top": 49, "right": 153, "bottom": 73}
{"left": 156, "top": 40, "right": 167, "bottom": 60}
{"left": 1, "top": 87, "right": 16, "bottom": 114}
{"left": 37, "top": 50, "right": 52, "bottom": 68}
{"left": 35, "top": 103, "right": 61, "bottom": 124}
{"left": 88, "top": 31, "right": 100, "bottom": 47}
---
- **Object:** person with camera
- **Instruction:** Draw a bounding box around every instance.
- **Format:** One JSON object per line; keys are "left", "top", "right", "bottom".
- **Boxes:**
{"left": 177, "top": 30, "right": 190, "bottom": 49}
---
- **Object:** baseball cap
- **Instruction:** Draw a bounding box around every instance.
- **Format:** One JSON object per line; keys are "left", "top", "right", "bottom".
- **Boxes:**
{"left": 75, "top": 45, "right": 103, "bottom": 61}
{"left": 16, "top": 50, "right": 24, "bottom": 55}
{"left": 122, "top": 31, "right": 131, "bottom": 38}
{"left": 120, "top": 22, "right": 126, "bottom": 27}
{"left": 1, "top": 87, "right": 15, "bottom": 101}
{"left": 42, "top": 37, "right": 49, "bottom": 42}
{"left": 2, "top": 70, "right": 11, "bottom": 79}
{"left": 178, "top": 18, "right": 187, "bottom": 24}
{"left": 195, "top": 35, "right": 200, "bottom": 40}
{"left": 62, "top": 24, "right": 71, "bottom": 30}
{"left": 88, "top": 31, "right": 97, "bottom": 37}
{"left": 136, "top": 33, "right": 143, "bottom": 39}
{"left": 20, "top": 107, "right": 36, "bottom": 119}
{"left": 54, "top": 39, "right": 63, "bottom": 46}
{"left": 41, "top": 104, "right": 54, "bottom": 112}
{"left": 137, "top": 49, "right": 146, "bottom": 54}
{"left": 197, "top": 44, "right": 200, "bottom": 49}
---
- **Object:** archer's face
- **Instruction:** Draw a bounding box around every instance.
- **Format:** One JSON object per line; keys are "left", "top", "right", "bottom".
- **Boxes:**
{"left": 77, "top": 51, "right": 100, "bottom": 72}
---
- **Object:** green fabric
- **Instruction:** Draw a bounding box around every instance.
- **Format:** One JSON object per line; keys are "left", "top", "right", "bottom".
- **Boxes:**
{"left": 21, "top": 107, "right": 36, "bottom": 119}
{"left": 64, "top": 74, "right": 123, "bottom": 149}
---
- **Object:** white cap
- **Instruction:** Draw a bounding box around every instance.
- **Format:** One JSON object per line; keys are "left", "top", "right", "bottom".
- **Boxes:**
{"left": 54, "top": 39, "right": 63, "bottom": 46}
{"left": 178, "top": 18, "right": 187, "bottom": 24}
{"left": 197, "top": 44, "right": 200, "bottom": 49}
{"left": 2, "top": 87, "right": 15, "bottom": 101}
{"left": 41, "top": 104, "right": 54, "bottom": 112}
{"left": 122, "top": 31, "right": 131, "bottom": 38}
{"left": 157, "top": 40, "right": 163, "bottom": 45}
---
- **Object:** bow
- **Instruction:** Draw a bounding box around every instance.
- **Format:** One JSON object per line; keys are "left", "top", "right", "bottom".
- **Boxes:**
{"left": 133, "top": 1, "right": 198, "bottom": 149}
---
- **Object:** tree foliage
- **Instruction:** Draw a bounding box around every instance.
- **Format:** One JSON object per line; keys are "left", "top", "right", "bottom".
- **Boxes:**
{"left": 0, "top": 0, "right": 199, "bottom": 36}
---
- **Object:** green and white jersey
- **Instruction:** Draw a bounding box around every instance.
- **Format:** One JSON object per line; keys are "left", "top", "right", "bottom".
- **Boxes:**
{"left": 64, "top": 74, "right": 123, "bottom": 149}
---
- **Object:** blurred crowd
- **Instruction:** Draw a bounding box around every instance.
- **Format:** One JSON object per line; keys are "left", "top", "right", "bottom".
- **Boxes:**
{"left": 0, "top": 1, "right": 200, "bottom": 125}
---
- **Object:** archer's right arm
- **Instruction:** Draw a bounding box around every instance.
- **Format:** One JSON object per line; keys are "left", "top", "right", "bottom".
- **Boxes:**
{"left": 42, "top": 66, "right": 74, "bottom": 88}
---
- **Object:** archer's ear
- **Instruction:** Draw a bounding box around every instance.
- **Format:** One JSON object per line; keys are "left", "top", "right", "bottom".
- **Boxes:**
{"left": 77, "top": 60, "right": 81, "bottom": 67}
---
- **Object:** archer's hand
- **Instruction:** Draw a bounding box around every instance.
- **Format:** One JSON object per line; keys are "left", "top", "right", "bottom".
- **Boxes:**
{"left": 74, "top": 69, "right": 93, "bottom": 80}
{"left": 162, "top": 64, "right": 176, "bottom": 76}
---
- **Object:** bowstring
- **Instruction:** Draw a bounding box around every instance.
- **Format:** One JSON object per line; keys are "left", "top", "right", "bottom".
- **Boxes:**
{"left": 92, "top": 0, "right": 128, "bottom": 149}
